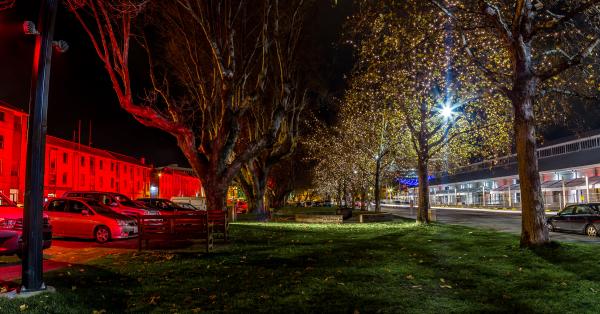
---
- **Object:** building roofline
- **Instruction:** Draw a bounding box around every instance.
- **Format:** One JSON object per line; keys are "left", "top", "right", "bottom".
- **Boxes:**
{"left": 0, "top": 100, "right": 27, "bottom": 115}
{"left": 46, "top": 135, "right": 149, "bottom": 167}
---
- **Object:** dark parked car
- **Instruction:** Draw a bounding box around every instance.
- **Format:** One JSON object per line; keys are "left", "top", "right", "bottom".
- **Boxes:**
{"left": 0, "top": 193, "right": 52, "bottom": 257}
{"left": 136, "top": 198, "right": 196, "bottom": 215}
{"left": 547, "top": 203, "right": 600, "bottom": 236}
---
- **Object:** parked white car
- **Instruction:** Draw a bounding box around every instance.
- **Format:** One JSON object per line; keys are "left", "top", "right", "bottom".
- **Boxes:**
{"left": 171, "top": 196, "right": 207, "bottom": 210}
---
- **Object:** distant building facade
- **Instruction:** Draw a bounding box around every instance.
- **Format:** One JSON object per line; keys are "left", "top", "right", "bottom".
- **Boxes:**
{"left": 150, "top": 165, "right": 204, "bottom": 200}
{"left": 0, "top": 101, "right": 202, "bottom": 203}
{"left": 409, "top": 131, "right": 600, "bottom": 210}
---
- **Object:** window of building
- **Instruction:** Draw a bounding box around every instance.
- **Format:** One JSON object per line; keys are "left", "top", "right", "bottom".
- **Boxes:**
{"left": 110, "top": 178, "right": 114, "bottom": 188}
{"left": 111, "top": 162, "right": 114, "bottom": 171}
{"left": 0, "top": 111, "right": 5, "bottom": 122}
{"left": 63, "top": 152, "right": 68, "bottom": 164}
{"left": 89, "top": 158, "right": 94, "bottom": 169}
{"left": 62, "top": 173, "right": 67, "bottom": 185}
{"left": 99, "top": 160, "right": 103, "bottom": 170}
{"left": 50, "top": 159, "right": 56, "bottom": 169}
{"left": 80, "top": 156, "right": 85, "bottom": 167}
{"left": 0, "top": 135, "right": 4, "bottom": 149}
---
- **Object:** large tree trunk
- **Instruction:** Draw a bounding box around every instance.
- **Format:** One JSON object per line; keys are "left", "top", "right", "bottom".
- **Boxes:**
{"left": 204, "top": 179, "right": 228, "bottom": 215}
{"left": 510, "top": 31, "right": 549, "bottom": 247}
{"left": 360, "top": 188, "right": 367, "bottom": 211}
{"left": 253, "top": 173, "right": 269, "bottom": 219}
{"left": 512, "top": 77, "right": 549, "bottom": 247}
{"left": 374, "top": 157, "right": 382, "bottom": 212}
{"left": 416, "top": 158, "right": 430, "bottom": 224}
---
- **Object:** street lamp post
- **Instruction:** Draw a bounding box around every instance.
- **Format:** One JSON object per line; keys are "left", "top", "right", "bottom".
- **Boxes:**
{"left": 22, "top": 0, "right": 59, "bottom": 292}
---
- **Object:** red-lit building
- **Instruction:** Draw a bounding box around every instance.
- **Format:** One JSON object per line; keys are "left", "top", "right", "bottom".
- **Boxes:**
{"left": 44, "top": 137, "right": 152, "bottom": 200}
{"left": 150, "top": 165, "right": 204, "bottom": 200}
{"left": 0, "top": 101, "right": 28, "bottom": 203}
{"left": 0, "top": 101, "right": 203, "bottom": 203}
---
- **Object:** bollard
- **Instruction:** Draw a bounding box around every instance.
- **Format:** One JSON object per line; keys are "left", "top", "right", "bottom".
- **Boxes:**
{"left": 428, "top": 208, "right": 437, "bottom": 222}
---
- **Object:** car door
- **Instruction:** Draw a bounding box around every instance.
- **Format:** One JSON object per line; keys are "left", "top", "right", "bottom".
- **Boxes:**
{"left": 553, "top": 206, "right": 575, "bottom": 230}
{"left": 66, "top": 200, "right": 97, "bottom": 238}
{"left": 572, "top": 205, "right": 594, "bottom": 233}
{"left": 45, "top": 200, "right": 68, "bottom": 236}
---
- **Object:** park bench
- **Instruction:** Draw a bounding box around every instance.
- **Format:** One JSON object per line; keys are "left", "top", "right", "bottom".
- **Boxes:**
{"left": 137, "top": 213, "right": 214, "bottom": 253}
{"left": 207, "top": 210, "right": 229, "bottom": 241}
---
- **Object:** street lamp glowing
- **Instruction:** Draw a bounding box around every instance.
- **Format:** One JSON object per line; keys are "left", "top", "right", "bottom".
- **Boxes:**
{"left": 440, "top": 104, "right": 454, "bottom": 119}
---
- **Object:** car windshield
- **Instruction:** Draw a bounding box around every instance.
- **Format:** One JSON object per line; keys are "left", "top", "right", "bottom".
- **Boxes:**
{"left": 179, "top": 203, "right": 197, "bottom": 210}
{"left": 0, "top": 193, "right": 15, "bottom": 207}
{"left": 113, "top": 194, "right": 142, "bottom": 208}
{"left": 589, "top": 204, "right": 600, "bottom": 213}
{"left": 85, "top": 200, "right": 117, "bottom": 215}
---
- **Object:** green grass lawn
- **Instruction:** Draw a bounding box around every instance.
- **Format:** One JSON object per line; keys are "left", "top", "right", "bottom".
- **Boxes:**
{"left": 273, "top": 205, "right": 338, "bottom": 215}
{"left": 2, "top": 221, "right": 600, "bottom": 313}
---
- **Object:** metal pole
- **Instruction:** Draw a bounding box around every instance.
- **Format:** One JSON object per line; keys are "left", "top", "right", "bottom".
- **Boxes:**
{"left": 508, "top": 185, "right": 512, "bottom": 208}
{"left": 482, "top": 186, "right": 485, "bottom": 207}
{"left": 22, "top": 0, "right": 58, "bottom": 292}
{"left": 562, "top": 180, "right": 567, "bottom": 206}
{"left": 586, "top": 176, "right": 590, "bottom": 202}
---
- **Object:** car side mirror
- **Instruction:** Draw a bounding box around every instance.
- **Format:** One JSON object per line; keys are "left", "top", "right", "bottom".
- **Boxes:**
{"left": 82, "top": 209, "right": 90, "bottom": 216}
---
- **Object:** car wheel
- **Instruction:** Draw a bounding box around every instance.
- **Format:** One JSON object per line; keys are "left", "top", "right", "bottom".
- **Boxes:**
{"left": 547, "top": 222, "right": 555, "bottom": 232}
{"left": 94, "top": 226, "right": 111, "bottom": 243}
{"left": 585, "top": 224, "right": 598, "bottom": 237}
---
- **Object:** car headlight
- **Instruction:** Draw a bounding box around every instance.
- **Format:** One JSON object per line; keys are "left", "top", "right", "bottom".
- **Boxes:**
{"left": 116, "top": 219, "right": 128, "bottom": 226}
{"left": 0, "top": 218, "right": 18, "bottom": 230}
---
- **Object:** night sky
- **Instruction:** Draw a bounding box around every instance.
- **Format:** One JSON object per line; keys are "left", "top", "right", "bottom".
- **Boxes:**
{"left": 0, "top": 1, "right": 355, "bottom": 168}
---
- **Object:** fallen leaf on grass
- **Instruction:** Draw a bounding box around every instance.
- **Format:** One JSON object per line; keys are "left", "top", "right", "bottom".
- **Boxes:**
{"left": 92, "top": 310, "right": 106, "bottom": 314}
{"left": 440, "top": 284, "right": 453, "bottom": 289}
{"left": 405, "top": 275, "right": 414, "bottom": 280}
{"left": 149, "top": 296, "right": 160, "bottom": 305}
{"left": 19, "top": 304, "right": 28, "bottom": 311}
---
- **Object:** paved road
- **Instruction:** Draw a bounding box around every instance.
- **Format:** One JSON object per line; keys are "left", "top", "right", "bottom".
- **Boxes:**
{"left": 382, "top": 204, "right": 600, "bottom": 244}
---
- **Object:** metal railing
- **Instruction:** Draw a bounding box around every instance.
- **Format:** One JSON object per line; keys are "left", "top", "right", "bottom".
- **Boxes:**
{"left": 437, "top": 133, "right": 600, "bottom": 176}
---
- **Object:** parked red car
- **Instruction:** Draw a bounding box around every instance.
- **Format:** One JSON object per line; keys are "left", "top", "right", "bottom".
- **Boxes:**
{"left": 62, "top": 191, "right": 159, "bottom": 217}
{"left": 234, "top": 200, "right": 248, "bottom": 214}
{"left": 45, "top": 198, "right": 137, "bottom": 243}
{"left": 0, "top": 193, "right": 52, "bottom": 258}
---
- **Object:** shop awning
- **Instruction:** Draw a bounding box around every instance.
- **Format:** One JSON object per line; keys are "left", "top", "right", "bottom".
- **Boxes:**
{"left": 492, "top": 184, "right": 520, "bottom": 193}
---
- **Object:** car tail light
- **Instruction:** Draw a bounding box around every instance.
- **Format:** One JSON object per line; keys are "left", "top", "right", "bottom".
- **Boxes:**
{"left": 0, "top": 217, "right": 21, "bottom": 230}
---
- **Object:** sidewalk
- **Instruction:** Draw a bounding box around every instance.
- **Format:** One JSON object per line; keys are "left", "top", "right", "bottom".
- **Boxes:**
{"left": 0, "top": 239, "right": 136, "bottom": 282}
{"left": 381, "top": 203, "right": 557, "bottom": 215}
